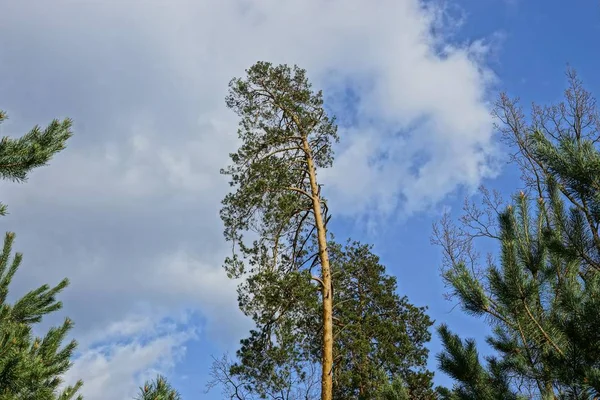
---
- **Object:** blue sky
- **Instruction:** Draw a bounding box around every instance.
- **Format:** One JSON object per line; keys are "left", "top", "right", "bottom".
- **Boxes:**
{"left": 1, "top": 0, "right": 599, "bottom": 399}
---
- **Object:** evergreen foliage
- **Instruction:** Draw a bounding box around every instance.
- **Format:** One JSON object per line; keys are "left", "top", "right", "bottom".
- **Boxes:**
{"left": 0, "top": 110, "right": 73, "bottom": 215}
{"left": 432, "top": 69, "right": 600, "bottom": 399}
{"left": 0, "top": 233, "right": 82, "bottom": 399}
{"left": 327, "top": 241, "right": 435, "bottom": 400}
{"left": 220, "top": 61, "right": 339, "bottom": 399}
{"left": 375, "top": 376, "right": 411, "bottom": 400}
{"left": 0, "top": 109, "right": 80, "bottom": 398}
{"left": 208, "top": 240, "right": 436, "bottom": 399}
{"left": 136, "top": 375, "right": 181, "bottom": 400}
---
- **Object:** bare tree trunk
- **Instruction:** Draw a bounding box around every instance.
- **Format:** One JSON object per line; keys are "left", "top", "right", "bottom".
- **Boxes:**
{"left": 304, "top": 138, "right": 333, "bottom": 400}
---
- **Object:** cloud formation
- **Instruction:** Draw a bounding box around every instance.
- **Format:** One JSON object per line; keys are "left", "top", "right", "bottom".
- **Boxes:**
{"left": 0, "top": 0, "right": 499, "bottom": 397}
{"left": 63, "top": 313, "right": 197, "bottom": 400}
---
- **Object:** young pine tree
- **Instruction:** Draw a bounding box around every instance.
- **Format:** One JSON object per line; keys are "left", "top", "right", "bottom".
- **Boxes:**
{"left": 136, "top": 375, "right": 181, "bottom": 400}
{"left": 0, "top": 109, "right": 81, "bottom": 399}
{"left": 432, "top": 69, "right": 600, "bottom": 399}
{"left": 0, "top": 233, "right": 83, "bottom": 399}
{"left": 220, "top": 62, "right": 338, "bottom": 400}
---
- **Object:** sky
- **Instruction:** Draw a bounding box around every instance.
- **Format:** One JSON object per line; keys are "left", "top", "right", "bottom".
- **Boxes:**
{"left": 0, "top": 0, "right": 599, "bottom": 398}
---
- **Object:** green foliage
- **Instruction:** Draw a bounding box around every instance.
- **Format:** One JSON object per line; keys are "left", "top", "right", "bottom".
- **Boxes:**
{"left": 433, "top": 69, "right": 600, "bottom": 399}
{"left": 0, "top": 110, "right": 73, "bottom": 215}
{"left": 229, "top": 269, "right": 320, "bottom": 399}
{"left": 0, "top": 232, "right": 82, "bottom": 400}
{"left": 0, "top": 109, "right": 80, "bottom": 398}
{"left": 210, "top": 240, "right": 436, "bottom": 399}
{"left": 436, "top": 324, "right": 523, "bottom": 400}
{"left": 437, "top": 189, "right": 600, "bottom": 398}
{"left": 375, "top": 376, "right": 411, "bottom": 400}
{"left": 327, "top": 241, "right": 435, "bottom": 400}
{"left": 219, "top": 62, "right": 339, "bottom": 399}
{"left": 220, "top": 61, "right": 338, "bottom": 278}
{"left": 136, "top": 375, "right": 181, "bottom": 400}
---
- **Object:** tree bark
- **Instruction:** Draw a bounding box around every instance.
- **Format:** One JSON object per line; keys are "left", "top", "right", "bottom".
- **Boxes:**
{"left": 304, "top": 137, "right": 334, "bottom": 400}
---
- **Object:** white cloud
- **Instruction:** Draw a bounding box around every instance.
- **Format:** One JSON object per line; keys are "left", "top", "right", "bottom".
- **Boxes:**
{"left": 1, "top": 0, "right": 500, "bottom": 216}
{"left": 63, "top": 314, "right": 197, "bottom": 400}
{"left": 143, "top": 249, "right": 250, "bottom": 345}
{"left": 0, "top": 0, "right": 501, "bottom": 394}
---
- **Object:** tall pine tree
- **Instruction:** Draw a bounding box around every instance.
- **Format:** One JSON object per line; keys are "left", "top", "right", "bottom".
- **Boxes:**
{"left": 220, "top": 62, "right": 338, "bottom": 400}
{"left": 432, "top": 69, "right": 600, "bottom": 399}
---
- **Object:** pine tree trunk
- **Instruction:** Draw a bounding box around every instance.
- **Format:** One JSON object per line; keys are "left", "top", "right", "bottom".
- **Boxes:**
{"left": 304, "top": 138, "right": 334, "bottom": 400}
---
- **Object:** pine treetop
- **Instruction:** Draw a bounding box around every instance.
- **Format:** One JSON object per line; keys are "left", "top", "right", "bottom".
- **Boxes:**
{"left": 136, "top": 375, "right": 181, "bottom": 400}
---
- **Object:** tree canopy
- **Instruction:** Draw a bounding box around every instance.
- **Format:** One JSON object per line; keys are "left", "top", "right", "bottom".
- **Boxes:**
{"left": 208, "top": 240, "right": 436, "bottom": 399}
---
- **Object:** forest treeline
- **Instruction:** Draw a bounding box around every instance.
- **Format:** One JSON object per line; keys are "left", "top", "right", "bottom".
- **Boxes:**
{"left": 1, "top": 64, "right": 599, "bottom": 400}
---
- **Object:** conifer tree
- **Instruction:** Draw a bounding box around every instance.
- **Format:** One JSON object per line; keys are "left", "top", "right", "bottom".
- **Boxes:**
{"left": 207, "top": 240, "right": 436, "bottom": 400}
{"left": 0, "top": 110, "right": 81, "bottom": 398}
{"left": 220, "top": 61, "right": 338, "bottom": 400}
{"left": 0, "top": 233, "right": 82, "bottom": 399}
{"left": 136, "top": 375, "right": 181, "bottom": 400}
{"left": 327, "top": 241, "right": 435, "bottom": 400}
{"left": 431, "top": 69, "right": 600, "bottom": 399}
